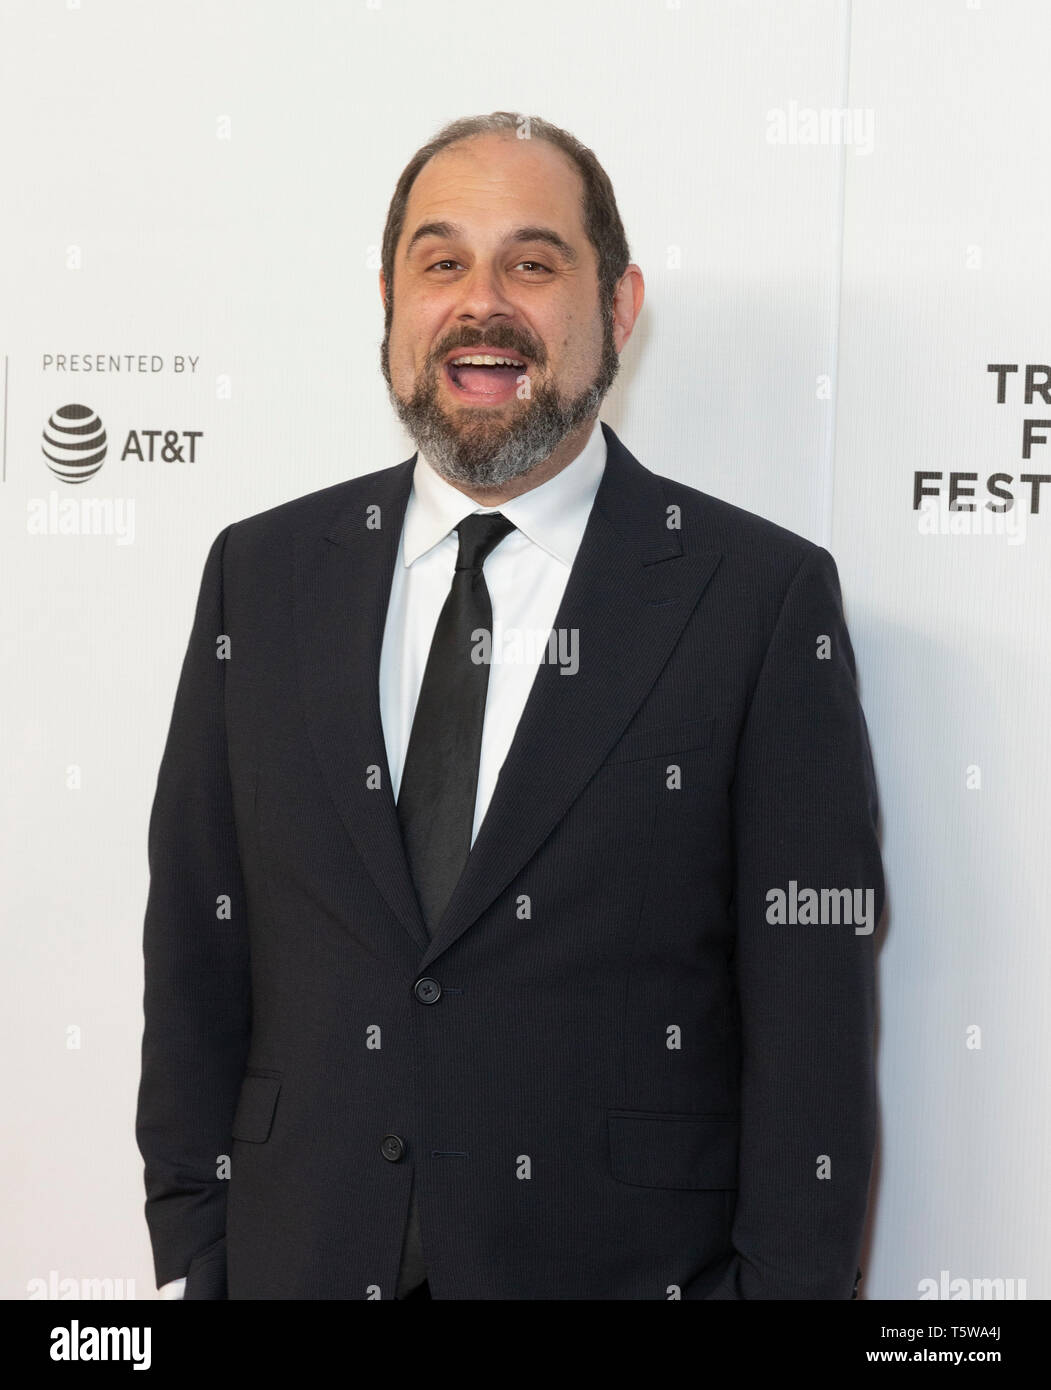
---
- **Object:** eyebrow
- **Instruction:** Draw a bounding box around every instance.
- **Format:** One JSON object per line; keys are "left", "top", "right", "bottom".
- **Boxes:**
{"left": 404, "top": 220, "right": 578, "bottom": 265}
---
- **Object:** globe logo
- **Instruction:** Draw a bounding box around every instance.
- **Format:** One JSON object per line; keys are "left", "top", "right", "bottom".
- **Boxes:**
{"left": 42, "top": 403, "right": 107, "bottom": 484}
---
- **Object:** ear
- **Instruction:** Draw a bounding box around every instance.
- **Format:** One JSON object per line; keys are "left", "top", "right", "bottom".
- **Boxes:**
{"left": 612, "top": 264, "right": 645, "bottom": 355}
{"left": 379, "top": 269, "right": 389, "bottom": 310}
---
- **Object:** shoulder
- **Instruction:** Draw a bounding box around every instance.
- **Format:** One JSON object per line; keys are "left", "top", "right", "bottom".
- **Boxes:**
{"left": 627, "top": 444, "right": 834, "bottom": 603}
{"left": 215, "top": 457, "right": 413, "bottom": 564}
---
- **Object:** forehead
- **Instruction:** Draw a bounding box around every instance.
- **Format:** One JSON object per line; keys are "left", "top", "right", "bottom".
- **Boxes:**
{"left": 402, "top": 132, "right": 587, "bottom": 243}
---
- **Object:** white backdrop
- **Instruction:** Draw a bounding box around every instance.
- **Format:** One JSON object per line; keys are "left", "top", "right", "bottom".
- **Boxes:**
{"left": 1, "top": 0, "right": 1046, "bottom": 1300}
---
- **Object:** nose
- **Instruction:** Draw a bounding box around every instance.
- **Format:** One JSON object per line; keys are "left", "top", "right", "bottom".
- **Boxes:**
{"left": 453, "top": 261, "right": 516, "bottom": 325}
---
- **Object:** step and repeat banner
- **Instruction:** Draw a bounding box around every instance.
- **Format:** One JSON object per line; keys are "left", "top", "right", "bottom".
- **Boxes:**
{"left": 836, "top": 0, "right": 1051, "bottom": 1302}
{"left": 1, "top": 0, "right": 1046, "bottom": 1304}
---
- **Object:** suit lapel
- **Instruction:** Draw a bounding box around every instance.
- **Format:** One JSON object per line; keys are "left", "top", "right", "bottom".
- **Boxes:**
{"left": 418, "top": 423, "right": 722, "bottom": 967}
{"left": 293, "top": 455, "right": 431, "bottom": 954}
{"left": 293, "top": 423, "right": 723, "bottom": 966}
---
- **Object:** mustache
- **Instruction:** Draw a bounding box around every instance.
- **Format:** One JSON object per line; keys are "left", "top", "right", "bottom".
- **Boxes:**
{"left": 430, "top": 332, "right": 544, "bottom": 367}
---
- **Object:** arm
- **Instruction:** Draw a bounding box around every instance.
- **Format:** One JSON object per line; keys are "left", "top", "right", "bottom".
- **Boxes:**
{"left": 704, "top": 545, "right": 883, "bottom": 1299}
{"left": 135, "top": 524, "right": 251, "bottom": 1299}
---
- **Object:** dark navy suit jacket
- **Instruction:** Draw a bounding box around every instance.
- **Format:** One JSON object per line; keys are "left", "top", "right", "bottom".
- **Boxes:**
{"left": 135, "top": 421, "right": 884, "bottom": 1299}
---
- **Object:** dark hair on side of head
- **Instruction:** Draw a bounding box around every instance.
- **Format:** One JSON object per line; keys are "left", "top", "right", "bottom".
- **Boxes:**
{"left": 380, "top": 112, "right": 631, "bottom": 330}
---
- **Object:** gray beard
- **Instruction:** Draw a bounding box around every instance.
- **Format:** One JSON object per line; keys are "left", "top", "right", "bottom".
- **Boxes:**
{"left": 385, "top": 340, "right": 619, "bottom": 489}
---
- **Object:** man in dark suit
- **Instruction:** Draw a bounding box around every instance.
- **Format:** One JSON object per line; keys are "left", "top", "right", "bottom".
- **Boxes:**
{"left": 136, "top": 111, "right": 883, "bottom": 1300}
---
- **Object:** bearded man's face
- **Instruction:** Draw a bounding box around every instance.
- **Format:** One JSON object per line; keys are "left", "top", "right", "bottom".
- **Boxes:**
{"left": 379, "top": 131, "right": 620, "bottom": 489}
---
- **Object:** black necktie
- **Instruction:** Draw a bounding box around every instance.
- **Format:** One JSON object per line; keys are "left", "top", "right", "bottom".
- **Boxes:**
{"left": 396, "top": 510, "right": 517, "bottom": 934}
{"left": 391, "top": 510, "right": 515, "bottom": 1301}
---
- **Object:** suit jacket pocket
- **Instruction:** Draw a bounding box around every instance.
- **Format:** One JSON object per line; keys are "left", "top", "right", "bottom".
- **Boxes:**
{"left": 607, "top": 1110, "right": 739, "bottom": 1189}
{"left": 231, "top": 1071, "right": 282, "bottom": 1143}
{"left": 606, "top": 715, "right": 714, "bottom": 765}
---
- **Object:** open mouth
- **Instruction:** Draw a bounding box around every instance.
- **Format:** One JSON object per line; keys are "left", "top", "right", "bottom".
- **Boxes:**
{"left": 444, "top": 352, "right": 528, "bottom": 404}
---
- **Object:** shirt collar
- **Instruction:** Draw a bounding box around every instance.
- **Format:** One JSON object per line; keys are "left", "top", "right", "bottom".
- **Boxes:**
{"left": 402, "top": 415, "right": 607, "bottom": 568}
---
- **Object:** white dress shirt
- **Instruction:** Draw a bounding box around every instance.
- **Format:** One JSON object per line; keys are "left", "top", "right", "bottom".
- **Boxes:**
{"left": 158, "top": 415, "right": 607, "bottom": 1297}
{"left": 379, "top": 412, "right": 606, "bottom": 846}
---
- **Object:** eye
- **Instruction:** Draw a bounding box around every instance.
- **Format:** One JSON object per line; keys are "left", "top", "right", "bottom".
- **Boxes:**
{"left": 426, "top": 259, "right": 551, "bottom": 275}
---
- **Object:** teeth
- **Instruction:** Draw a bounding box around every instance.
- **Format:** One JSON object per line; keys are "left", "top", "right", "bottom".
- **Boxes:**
{"left": 450, "top": 354, "right": 525, "bottom": 368}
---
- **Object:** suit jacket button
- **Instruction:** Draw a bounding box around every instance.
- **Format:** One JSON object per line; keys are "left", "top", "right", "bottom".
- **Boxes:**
{"left": 414, "top": 977, "right": 442, "bottom": 1004}
{"left": 381, "top": 1134, "right": 405, "bottom": 1162}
